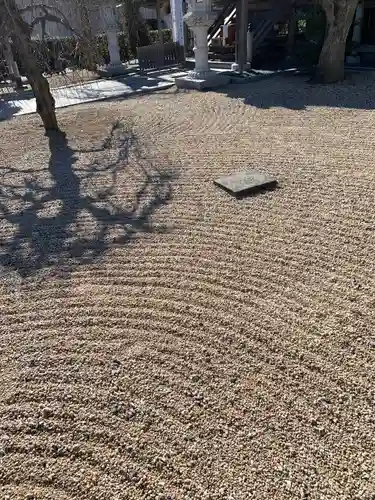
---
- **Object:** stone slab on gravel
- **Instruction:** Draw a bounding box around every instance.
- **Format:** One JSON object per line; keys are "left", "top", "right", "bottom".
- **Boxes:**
{"left": 214, "top": 170, "right": 277, "bottom": 197}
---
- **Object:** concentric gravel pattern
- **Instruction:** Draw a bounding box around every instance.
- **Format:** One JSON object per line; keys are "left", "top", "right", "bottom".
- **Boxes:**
{"left": 1, "top": 74, "right": 375, "bottom": 500}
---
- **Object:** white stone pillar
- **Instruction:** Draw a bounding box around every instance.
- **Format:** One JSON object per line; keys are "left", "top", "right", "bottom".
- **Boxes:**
{"left": 246, "top": 31, "right": 253, "bottom": 66}
{"left": 4, "top": 39, "right": 20, "bottom": 79}
{"left": 98, "top": 4, "right": 128, "bottom": 76}
{"left": 184, "top": 10, "right": 215, "bottom": 78}
{"left": 192, "top": 25, "right": 210, "bottom": 75}
{"left": 107, "top": 27, "right": 122, "bottom": 67}
{"left": 171, "top": 0, "right": 185, "bottom": 46}
{"left": 3, "top": 39, "right": 23, "bottom": 89}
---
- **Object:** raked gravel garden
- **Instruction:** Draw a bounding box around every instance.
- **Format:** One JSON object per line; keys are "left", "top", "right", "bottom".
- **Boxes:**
{"left": 0, "top": 73, "right": 374, "bottom": 499}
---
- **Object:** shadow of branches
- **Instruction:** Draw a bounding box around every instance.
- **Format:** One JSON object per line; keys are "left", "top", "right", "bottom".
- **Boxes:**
{"left": 0, "top": 120, "right": 175, "bottom": 279}
{"left": 215, "top": 73, "right": 375, "bottom": 111}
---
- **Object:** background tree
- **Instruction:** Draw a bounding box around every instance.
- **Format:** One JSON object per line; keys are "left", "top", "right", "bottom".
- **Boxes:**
{"left": 0, "top": 0, "right": 105, "bottom": 133}
{"left": 156, "top": 0, "right": 163, "bottom": 44}
{"left": 120, "top": 0, "right": 150, "bottom": 56}
{"left": 74, "top": 0, "right": 99, "bottom": 71}
{"left": 315, "top": 0, "right": 359, "bottom": 82}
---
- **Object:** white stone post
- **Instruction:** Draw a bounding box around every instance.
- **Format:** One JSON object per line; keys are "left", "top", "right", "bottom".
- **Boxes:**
{"left": 4, "top": 39, "right": 23, "bottom": 89}
{"left": 192, "top": 24, "right": 210, "bottom": 75}
{"left": 184, "top": 8, "right": 215, "bottom": 78}
{"left": 171, "top": 0, "right": 185, "bottom": 46}
{"left": 246, "top": 30, "right": 253, "bottom": 67}
{"left": 107, "top": 27, "right": 122, "bottom": 67}
{"left": 222, "top": 24, "right": 228, "bottom": 46}
{"left": 99, "top": 4, "right": 128, "bottom": 77}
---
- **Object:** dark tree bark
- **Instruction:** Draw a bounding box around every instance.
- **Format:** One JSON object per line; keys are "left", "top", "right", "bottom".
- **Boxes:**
{"left": 315, "top": 0, "right": 359, "bottom": 83}
{"left": 156, "top": 0, "right": 164, "bottom": 44}
{"left": 0, "top": 0, "right": 59, "bottom": 132}
{"left": 236, "top": 0, "right": 248, "bottom": 72}
{"left": 76, "top": 0, "right": 99, "bottom": 71}
{"left": 287, "top": 3, "right": 297, "bottom": 57}
{"left": 121, "top": 0, "right": 150, "bottom": 56}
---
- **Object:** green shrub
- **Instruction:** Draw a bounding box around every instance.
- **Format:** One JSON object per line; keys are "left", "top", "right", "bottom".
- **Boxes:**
{"left": 293, "top": 6, "right": 325, "bottom": 67}
{"left": 149, "top": 29, "right": 173, "bottom": 44}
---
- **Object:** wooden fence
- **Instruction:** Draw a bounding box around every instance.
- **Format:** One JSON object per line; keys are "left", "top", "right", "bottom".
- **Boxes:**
{"left": 137, "top": 42, "right": 185, "bottom": 73}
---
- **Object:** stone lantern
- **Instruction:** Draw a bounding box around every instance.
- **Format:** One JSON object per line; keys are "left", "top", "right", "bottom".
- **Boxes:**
{"left": 175, "top": 0, "right": 229, "bottom": 90}
{"left": 99, "top": 3, "right": 128, "bottom": 77}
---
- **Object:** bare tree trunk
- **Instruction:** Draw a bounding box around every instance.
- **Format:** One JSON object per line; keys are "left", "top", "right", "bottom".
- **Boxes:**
{"left": 287, "top": 5, "right": 297, "bottom": 57}
{"left": 77, "top": 1, "right": 98, "bottom": 71}
{"left": 41, "top": 18, "right": 46, "bottom": 42}
{"left": 122, "top": 0, "right": 150, "bottom": 55}
{"left": 1, "top": 0, "right": 59, "bottom": 132}
{"left": 316, "top": 26, "right": 347, "bottom": 82}
{"left": 236, "top": 0, "right": 248, "bottom": 72}
{"left": 14, "top": 35, "right": 59, "bottom": 131}
{"left": 156, "top": 0, "right": 164, "bottom": 44}
{"left": 123, "top": 0, "right": 140, "bottom": 55}
{"left": 316, "top": 0, "right": 358, "bottom": 83}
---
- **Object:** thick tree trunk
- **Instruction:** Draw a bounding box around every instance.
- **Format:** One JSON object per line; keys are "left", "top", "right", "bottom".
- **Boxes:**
{"left": 1, "top": 0, "right": 59, "bottom": 132}
{"left": 316, "top": 26, "right": 347, "bottom": 82}
{"left": 316, "top": 0, "right": 358, "bottom": 83}
{"left": 11, "top": 39, "right": 59, "bottom": 132}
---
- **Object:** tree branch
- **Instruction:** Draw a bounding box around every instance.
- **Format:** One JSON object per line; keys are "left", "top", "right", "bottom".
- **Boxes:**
{"left": 18, "top": 3, "right": 79, "bottom": 36}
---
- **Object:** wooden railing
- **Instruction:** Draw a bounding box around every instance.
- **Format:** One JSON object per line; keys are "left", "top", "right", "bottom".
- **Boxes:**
{"left": 137, "top": 42, "right": 185, "bottom": 73}
{"left": 207, "top": 3, "right": 236, "bottom": 45}
{"left": 253, "top": 19, "right": 274, "bottom": 54}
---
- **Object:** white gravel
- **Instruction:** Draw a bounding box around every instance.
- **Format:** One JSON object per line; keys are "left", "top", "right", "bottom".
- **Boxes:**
{"left": 0, "top": 73, "right": 375, "bottom": 500}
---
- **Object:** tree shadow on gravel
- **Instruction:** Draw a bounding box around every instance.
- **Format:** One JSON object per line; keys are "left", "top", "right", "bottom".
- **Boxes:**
{"left": 0, "top": 120, "right": 175, "bottom": 279}
{"left": 216, "top": 72, "right": 375, "bottom": 111}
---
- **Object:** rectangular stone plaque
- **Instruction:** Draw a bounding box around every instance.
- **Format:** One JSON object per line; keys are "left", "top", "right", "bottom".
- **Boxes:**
{"left": 214, "top": 170, "right": 277, "bottom": 197}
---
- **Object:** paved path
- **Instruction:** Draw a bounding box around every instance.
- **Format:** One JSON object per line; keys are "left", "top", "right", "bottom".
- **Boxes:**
{"left": 0, "top": 75, "right": 174, "bottom": 120}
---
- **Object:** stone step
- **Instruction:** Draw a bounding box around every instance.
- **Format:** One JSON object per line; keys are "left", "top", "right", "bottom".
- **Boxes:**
{"left": 185, "top": 58, "right": 234, "bottom": 70}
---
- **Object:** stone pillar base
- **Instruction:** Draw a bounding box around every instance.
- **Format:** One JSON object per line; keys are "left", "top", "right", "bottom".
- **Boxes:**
{"left": 175, "top": 71, "right": 230, "bottom": 90}
{"left": 98, "top": 63, "right": 129, "bottom": 78}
